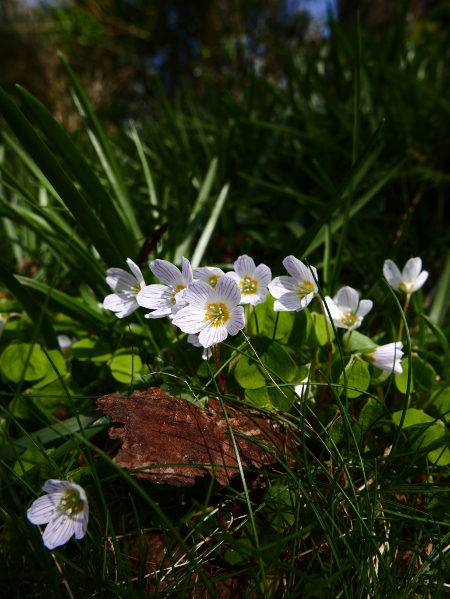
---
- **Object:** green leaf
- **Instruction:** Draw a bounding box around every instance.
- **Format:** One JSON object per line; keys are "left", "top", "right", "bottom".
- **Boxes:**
{"left": 421, "top": 313, "right": 449, "bottom": 377}
{"left": 16, "top": 85, "right": 136, "bottom": 260}
{"left": 391, "top": 408, "right": 435, "bottom": 428}
{"left": 234, "top": 353, "right": 266, "bottom": 389}
{"left": 0, "top": 343, "right": 48, "bottom": 383}
{"left": 359, "top": 399, "right": 388, "bottom": 431}
{"left": 264, "top": 484, "right": 296, "bottom": 531}
{"left": 343, "top": 330, "right": 377, "bottom": 353}
{"left": 110, "top": 352, "right": 143, "bottom": 383}
{"left": 13, "top": 444, "right": 46, "bottom": 476}
{"left": 338, "top": 356, "right": 370, "bottom": 398}
{"left": 32, "top": 375, "right": 82, "bottom": 413}
{"left": 0, "top": 86, "right": 126, "bottom": 269}
{"left": 32, "top": 349, "right": 66, "bottom": 389}
{"left": 395, "top": 355, "right": 437, "bottom": 394}
{"left": 0, "top": 263, "right": 58, "bottom": 349}
{"left": 72, "top": 338, "right": 112, "bottom": 362}
{"left": 430, "top": 388, "right": 450, "bottom": 423}
{"left": 251, "top": 293, "right": 295, "bottom": 344}
{"left": 245, "top": 386, "right": 271, "bottom": 407}
{"left": 425, "top": 425, "right": 450, "bottom": 466}
{"left": 311, "top": 311, "right": 335, "bottom": 347}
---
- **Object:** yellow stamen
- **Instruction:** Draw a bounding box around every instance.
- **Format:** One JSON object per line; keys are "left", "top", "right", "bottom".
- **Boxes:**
{"left": 298, "top": 280, "right": 314, "bottom": 299}
{"left": 60, "top": 489, "right": 85, "bottom": 515}
{"left": 208, "top": 275, "right": 221, "bottom": 289}
{"left": 205, "top": 302, "right": 230, "bottom": 327}
{"left": 171, "top": 284, "right": 186, "bottom": 304}
{"left": 240, "top": 276, "right": 258, "bottom": 295}
{"left": 339, "top": 310, "right": 358, "bottom": 327}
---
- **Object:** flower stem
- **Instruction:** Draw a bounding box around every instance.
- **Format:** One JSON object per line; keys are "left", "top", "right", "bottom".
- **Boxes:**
{"left": 316, "top": 295, "right": 333, "bottom": 408}
{"left": 398, "top": 293, "right": 410, "bottom": 342}
{"left": 346, "top": 331, "right": 353, "bottom": 355}
{"left": 211, "top": 343, "right": 228, "bottom": 395}
{"left": 246, "top": 303, "right": 253, "bottom": 336}
{"left": 272, "top": 312, "right": 280, "bottom": 341}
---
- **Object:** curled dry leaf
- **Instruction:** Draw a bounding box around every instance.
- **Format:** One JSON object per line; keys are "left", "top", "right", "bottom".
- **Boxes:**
{"left": 97, "top": 387, "right": 293, "bottom": 486}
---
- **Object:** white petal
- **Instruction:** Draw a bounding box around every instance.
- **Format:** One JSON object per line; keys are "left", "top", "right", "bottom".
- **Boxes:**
{"left": 198, "top": 323, "right": 228, "bottom": 348}
{"left": 144, "top": 307, "right": 173, "bottom": 319}
{"left": 73, "top": 504, "right": 89, "bottom": 540}
{"left": 411, "top": 270, "right": 429, "bottom": 292}
{"left": 181, "top": 257, "right": 193, "bottom": 285}
{"left": 150, "top": 260, "right": 183, "bottom": 287}
{"left": 215, "top": 276, "right": 241, "bottom": 308}
{"left": 43, "top": 515, "right": 76, "bottom": 550}
{"left": 106, "top": 269, "right": 137, "bottom": 293}
{"left": 202, "top": 347, "right": 212, "bottom": 360}
{"left": 268, "top": 276, "right": 297, "bottom": 298}
{"left": 332, "top": 318, "right": 349, "bottom": 330}
{"left": 402, "top": 257, "right": 422, "bottom": 284}
{"left": 27, "top": 495, "right": 58, "bottom": 525}
{"left": 370, "top": 342, "right": 404, "bottom": 374}
{"left": 383, "top": 260, "right": 402, "bottom": 290}
{"left": 192, "top": 266, "right": 224, "bottom": 284}
{"left": 324, "top": 296, "right": 344, "bottom": 322}
{"left": 356, "top": 299, "right": 373, "bottom": 318}
{"left": 225, "top": 306, "right": 245, "bottom": 336}
{"left": 103, "top": 294, "right": 138, "bottom": 318}
{"left": 299, "top": 292, "right": 316, "bottom": 310}
{"left": 248, "top": 287, "right": 268, "bottom": 306}
{"left": 334, "top": 286, "right": 359, "bottom": 312}
{"left": 172, "top": 306, "right": 207, "bottom": 333}
{"left": 137, "top": 284, "right": 172, "bottom": 309}
{"left": 187, "top": 333, "right": 202, "bottom": 348}
{"left": 67, "top": 482, "right": 87, "bottom": 502}
{"left": 273, "top": 292, "right": 304, "bottom": 312}
{"left": 57, "top": 335, "right": 72, "bottom": 351}
{"left": 126, "top": 258, "right": 145, "bottom": 287}
{"left": 234, "top": 255, "right": 256, "bottom": 278}
{"left": 224, "top": 271, "right": 240, "bottom": 284}
{"left": 282, "top": 255, "right": 310, "bottom": 282}
{"left": 184, "top": 282, "right": 213, "bottom": 308}
{"left": 43, "top": 480, "right": 74, "bottom": 494}
{"left": 348, "top": 318, "right": 362, "bottom": 332}
{"left": 253, "top": 263, "right": 272, "bottom": 289}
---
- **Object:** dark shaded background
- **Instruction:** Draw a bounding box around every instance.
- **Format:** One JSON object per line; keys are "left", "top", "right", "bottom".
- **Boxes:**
{"left": 0, "top": 0, "right": 444, "bottom": 127}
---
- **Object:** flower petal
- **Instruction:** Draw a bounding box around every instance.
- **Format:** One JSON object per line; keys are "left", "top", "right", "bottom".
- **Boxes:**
{"left": 383, "top": 260, "right": 402, "bottom": 290}
{"left": 283, "top": 256, "right": 314, "bottom": 282}
{"left": 150, "top": 260, "right": 183, "bottom": 287}
{"left": 324, "top": 296, "right": 344, "bottom": 322}
{"left": 126, "top": 258, "right": 145, "bottom": 287}
{"left": 198, "top": 323, "right": 228, "bottom": 348}
{"left": 273, "top": 292, "right": 304, "bottom": 312}
{"left": 192, "top": 266, "right": 224, "bottom": 284}
{"left": 253, "top": 263, "right": 272, "bottom": 289}
{"left": 268, "top": 276, "right": 297, "bottom": 298}
{"left": 73, "top": 504, "right": 89, "bottom": 540}
{"left": 43, "top": 515, "right": 76, "bottom": 550}
{"left": 334, "top": 286, "right": 359, "bottom": 313}
{"left": 234, "top": 255, "right": 256, "bottom": 278}
{"left": 144, "top": 307, "right": 173, "bottom": 319}
{"left": 137, "top": 285, "right": 172, "bottom": 309}
{"left": 187, "top": 333, "right": 202, "bottom": 348}
{"left": 106, "top": 269, "right": 137, "bottom": 293}
{"left": 184, "top": 282, "right": 213, "bottom": 308}
{"left": 225, "top": 306, "right": 245, "bottom": 336}
{"left": 411, "top": 270, "right": 429, "bottom": 292}
{"left": 224, "top": 271, "right": 240, "bottom": 284}
{"left": 248, "top": 287, "right": 268, "bottom": 306}
{"left": 215, "top": 276, "right": 241, "bottom": 307}
{"left": 27, "top": 495, "right": 58, "bottom": 525}
{"left": 402, "top": 257, "right": 422, "bottom": 284}
{"left": 181, "top": 256, "right": 193, "bottom": 285}
{"left": 172, "top": 306, "right": 207, "bottom": 333}
{"left": 356, "top": 299, "right": 373, "bottom": 318}
{"left": 43, "top": 480, "right": 74, "bottom": 494}
{"left": 103, "top": 294, "right": 138, "bottom": 318}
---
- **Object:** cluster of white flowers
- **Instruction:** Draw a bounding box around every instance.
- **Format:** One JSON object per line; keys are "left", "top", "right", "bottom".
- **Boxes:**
{"left": 103, "top": 254, "right": 428, "bottom": 369}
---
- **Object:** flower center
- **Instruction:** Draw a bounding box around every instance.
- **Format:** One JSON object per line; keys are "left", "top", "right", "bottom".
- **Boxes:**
{"left": 398, "top": 281, "right": 411, "bottom": 294}
{"left": 339, "top": 310, "right": 357, "bottom": 327}
{"left": 205, "top": 302, "right": 230, "bottom": 327}
{"left": 60, "top": 489, "right": 85, "bottom": 516}
{"left": 171, "top": 284, "right": 186, "bottom": 304}
{"left": 240, "top": 276, "right": 258, "bottom": 295}
{"left": 297, "top": 281, "right": 314, "bottom": 299}
{"left": 208, "top": 275, "right": 221, "bottom": 289}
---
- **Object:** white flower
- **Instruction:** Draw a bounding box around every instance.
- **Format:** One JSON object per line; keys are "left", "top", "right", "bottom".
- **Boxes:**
{"left": 268, "top": 255, "right": 318, "bottom": 312}
{"left": 383, "top": 258, "right": 429, "bottom": 295}
{"left": 225, "top": 254, "right": 271, "bottom": 306}
{"left": 172, "top": 277, "right": 245, "bottom": 348}
{"left": 27, "top": 479, "right": 89, "bottom": 550}
{"left": 192, "top": 266, "right": 225, "bottom": 289}
{"left": 137, "top": 257, "right": 193, "bottom": 319}
{"left": 187, "top": 333, "right": 212, "bottom": 360}
{"left": 361, "top": 342, "right": 404, "bottom": 375}
{"left": 57, "top": 335, "right": 77, "bottom": 359}
{"left": 103, "top": 258, "right": 146, "bottom": 318}
{"left": 294, "top": 365, "right": 312, "bottom": 402}
{"left": 325, "top": 286, "right": 373, "bottom": 332}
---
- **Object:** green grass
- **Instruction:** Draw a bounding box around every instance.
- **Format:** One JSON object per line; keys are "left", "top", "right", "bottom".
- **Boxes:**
{"left": 1, "top": 10, "right": 450, "bottom": 598}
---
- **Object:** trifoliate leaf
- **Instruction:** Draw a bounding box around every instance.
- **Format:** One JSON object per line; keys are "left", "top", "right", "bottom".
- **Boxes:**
{"left": 342, "top": 330, "right": 376, "bottom": 352}
{"left": 110, "top": 352, "right": 143, "bottom": 383}
{"left": 245, "top": 386, "right": 270, "bottom": 407}
{"left": 338, "top": 356, "right": 370, "bottom": 398}
{"left": 391, "top": 408, "right": 435, "bottom": 428}
{"left": 0, "top": 342, "right": 48, "bottom": 383}
{"left": 72, "top": 337, "right": 112, "bottom": 362}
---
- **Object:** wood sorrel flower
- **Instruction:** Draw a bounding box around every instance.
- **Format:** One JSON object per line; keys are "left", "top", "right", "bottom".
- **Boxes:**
{"left": 360, "top": 342, "right": 404, "bottom": 374}
{"left": 383, "top": 258, "right": 428, "bottom": 295}
{"left": 27, "top": 480, "right": 89, "bottom": 550}
{"left": 137, "top": 257, "right": 193, "bottom": 319}
{"left": 226, "top": 254, "right": 271, "bottom": 306}
{"left": 268, "top": 256, "right": 318, "bottom": 311}
{"left": 325, "top": 286, "right": 373, "bottom": 332}
{"left": 172, "top": 277, "right": 245, "bottom": 348}
{"left": 193, "top": 266, "right": 225, "bottom": 289}
{"left": 103, "top": 258, "right": 146, "bottom": 318}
